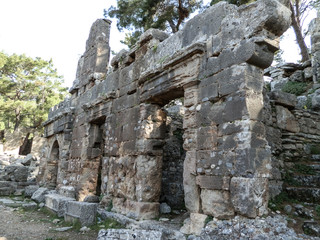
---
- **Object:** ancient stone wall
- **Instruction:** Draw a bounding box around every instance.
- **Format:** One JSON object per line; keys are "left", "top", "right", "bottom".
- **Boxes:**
{"left": 40, "top": 1, "right": 292, "bottom": 220}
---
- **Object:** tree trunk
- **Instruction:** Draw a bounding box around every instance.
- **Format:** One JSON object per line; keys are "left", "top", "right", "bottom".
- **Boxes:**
{"left": 14, "top": 108, "right": 21, "bottom": 131}
{"left": 290, "top": 1, "right": 310, "bottom": 62}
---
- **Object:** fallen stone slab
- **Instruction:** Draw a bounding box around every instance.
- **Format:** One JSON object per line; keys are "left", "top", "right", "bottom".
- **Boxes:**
{"left": 97, "top": 229, "right": 163, "bottom": 240}
{"left": 54, "top": 226, "right": 73, "bottom": 232}
{"left": 45, "top": 193, "right": 75, "bottom": 217}
{"left": 22, "top": 202, "right": 37, "bottom": 210}
{"left": 64, "top": 201, "right": 98, "bottom": 226}
{"left": 0, "top": 198, "right": 24, "bottom": 208}
{"left": 98, "top": 208, "right": 185, "bottom": 239}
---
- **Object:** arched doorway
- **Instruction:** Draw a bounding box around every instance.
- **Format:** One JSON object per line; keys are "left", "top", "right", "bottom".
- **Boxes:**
{"left": 47, "top": 140, "right": 59, "bottom": 189}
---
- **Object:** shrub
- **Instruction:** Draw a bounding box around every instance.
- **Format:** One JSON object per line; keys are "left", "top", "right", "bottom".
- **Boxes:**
{"left": 282, "top": 81, "right": 308, "bottom": 96}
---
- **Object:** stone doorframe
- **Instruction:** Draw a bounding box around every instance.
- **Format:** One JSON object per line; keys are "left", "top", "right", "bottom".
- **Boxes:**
{"left": 46, "top": 140, "right": 60, "bottom": 189}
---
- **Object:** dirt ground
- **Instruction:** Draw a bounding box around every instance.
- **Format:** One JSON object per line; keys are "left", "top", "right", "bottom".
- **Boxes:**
{"left": 0, "top": 204, "right": 99, "bottom": 240}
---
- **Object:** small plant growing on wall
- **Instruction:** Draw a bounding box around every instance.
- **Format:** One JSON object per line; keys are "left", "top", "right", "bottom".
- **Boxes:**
{"left": 282, "top": 81, "right": 308, "bottom": 96}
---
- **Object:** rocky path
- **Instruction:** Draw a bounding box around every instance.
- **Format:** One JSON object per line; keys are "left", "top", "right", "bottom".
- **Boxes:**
{"left": 0, "top": 203, "right": 98, "bottom": 240}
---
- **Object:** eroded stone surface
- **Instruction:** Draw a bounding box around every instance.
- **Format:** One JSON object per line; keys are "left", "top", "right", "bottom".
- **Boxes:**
{"left": 39, "top": 0, "right": 291, "bottom": 220}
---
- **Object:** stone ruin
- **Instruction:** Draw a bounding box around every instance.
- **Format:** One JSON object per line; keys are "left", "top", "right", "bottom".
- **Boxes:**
{"left": 38, "top": 0, "right": 298, "bottom": 222}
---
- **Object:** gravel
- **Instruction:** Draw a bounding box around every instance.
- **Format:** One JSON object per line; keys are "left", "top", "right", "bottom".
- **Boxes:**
{"left": 188, "top": 214, "right": 320, "bottom": 240}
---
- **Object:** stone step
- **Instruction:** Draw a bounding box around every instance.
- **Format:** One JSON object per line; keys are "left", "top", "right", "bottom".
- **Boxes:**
{"left": 45, "top": 193, "right": 75, "bottom": 217}
{"left": 286, "top": 187, "right": 320, "bottom": 202}
{"left": 311, "top": 155, "right": 320, "bottom": 161}
{"left": 308, "top": 163, "right": 320, "bottom": 172}
{"left": 290, "top": 175, "right": 320, "bottom": 188}
{"left": 0, "top": 187, "right": 15, "bottom": 196}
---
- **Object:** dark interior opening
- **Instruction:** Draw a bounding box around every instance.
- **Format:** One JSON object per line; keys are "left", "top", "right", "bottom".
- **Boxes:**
{"left": 89, "top": 120, "right": 105, "bottom": 197}
{"left": 48, "top": 140, "right": 59, "bottom": 189}
{"left": 160, "top": 98, "right": 186, "bottom": 210}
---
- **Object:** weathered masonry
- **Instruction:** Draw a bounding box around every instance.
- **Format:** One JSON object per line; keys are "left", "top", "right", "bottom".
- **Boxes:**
{"left": 39, "top": 0, "right": 292, "bottom": 219}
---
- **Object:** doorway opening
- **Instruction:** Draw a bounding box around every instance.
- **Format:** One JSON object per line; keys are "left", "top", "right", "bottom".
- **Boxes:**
{"left": 89, "top": 116, "right": 106, "bottom": 197}
{"left": 160, "top": 98, "right": 186, "bottom": 211}
{"left": 47, "top": 140, "right": 59, "bottom": 189}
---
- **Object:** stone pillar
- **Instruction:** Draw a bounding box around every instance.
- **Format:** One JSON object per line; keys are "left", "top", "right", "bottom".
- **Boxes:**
{"left": 183, "top": 85, "right": 201, "bottom": 213}
{"left": 195, "top": 63, "right": 271, "bottom": 218}
{"left": 310, "top": 15, "right": 320, "bottom": 83}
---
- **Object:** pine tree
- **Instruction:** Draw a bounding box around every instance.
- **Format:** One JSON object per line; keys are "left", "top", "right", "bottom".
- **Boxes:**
{"left": 0, "top": 52, "right": 68, "bottom": 132}
{"left": 105, "top": 0, "right": 203, "bottom": 48}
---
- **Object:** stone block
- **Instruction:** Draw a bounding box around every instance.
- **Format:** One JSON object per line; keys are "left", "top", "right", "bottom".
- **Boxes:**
{"left": 196, "top": 176, "right": 230, "bottom": 190}
{"left": 24, "top": 185, "right": 39, "bottom": 198}
{"left": 197, "top": 126, "right": 218, "bottom": 150}
{"left": 45, "top": 193, "right": 75, "bottom": 217}
{"left": 180, "top": 213, "right": 208, "bottom": 236}
{"left": 135, "top": 155, "right": 162, "bottom": 202}
{"left": 230, "top": 177, "right": 268, "bottom": 218}
{"left": 64, "top": 201, "right": 98, "bottom": 226}
{"left": 31, "top": 187, "right": 49, "bottom": 203}
{"left": 21, "top": 154, "right": 35, "bottom": 166}
{"left": 83, "top": 195, "right": 100, "bottom": 203}
{"left": 200, "top": 189, "right": 234, "bottom": 219}
{"left": 112, "top": 198, "right": 160, "bottom": 220}
{"left": 126, "top": 200, "right": 159, "bottom": 220}
{"left": 269, "top": 90, "right": 297, "bottom": 108}
{"left": 59, "top": 186, "right": 76, "bottom": 198}
{"left": 183, "top": 151, "right": 200, "bottom": 213}
{"left": 276, "top": 105, "right": 300, "bottom": 133}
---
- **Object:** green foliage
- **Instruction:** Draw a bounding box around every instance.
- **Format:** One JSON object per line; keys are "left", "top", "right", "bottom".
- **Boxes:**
{"left": 91, "top": 218, "right": 124, "bottom": 231}
{"left": 268, "top": 192, "right": 298, "bottom": 211}
{"left": 210, "top": 0, "right": 255, "bottom": 6}
{"left": 310, "top": 144, "right": 320, "bottom": 154}
{"left": 265, "top": 82, "right": 271, "bottom": 92}
{"left": 0, "top": 52, "right": 68, "bottom": 132}
{"left": 105, "top": 0, "right": 203, "bottom": 47}
{"left": 282, "top": 81, "right": 308, "bottom": 96}
{"left": 204, "top": 216, "right": 213, "bottom": 225}
{"left": 305, "top": 96, "right": 312, "bottom": 109}
{"left": 284, "top": 171, "right": 300, "bottom": 186}
{"left": 106, "top": 200, "right": 113, "bottom": 212}
{"left": 316, "top": 205, "right": 320, "bottom": 217}
{"left": 121, "top": 31, "right": 142, "bottom": 49}
{"left": 293, "top": 164, "right": 316, "bottom": 175}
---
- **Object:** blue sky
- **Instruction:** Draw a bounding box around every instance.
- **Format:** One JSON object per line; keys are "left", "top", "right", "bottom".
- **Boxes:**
{"left": 0, "top": 0, "right": 317, "bottom": 88}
